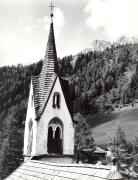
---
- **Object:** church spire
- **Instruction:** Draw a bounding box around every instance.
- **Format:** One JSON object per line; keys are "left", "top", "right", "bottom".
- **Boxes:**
{"left": 41, "top": 0, "right": 59, "bottom": 75}
{"left": 32, "top": 1, "right": 59, "bottom": 119}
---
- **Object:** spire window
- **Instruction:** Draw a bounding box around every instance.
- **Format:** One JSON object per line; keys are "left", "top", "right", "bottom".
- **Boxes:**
{"left": 53, "top": 92, "right": 60, "bottom": 108}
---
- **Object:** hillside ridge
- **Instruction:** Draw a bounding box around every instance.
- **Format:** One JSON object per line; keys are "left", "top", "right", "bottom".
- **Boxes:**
{"left": 1, "top": 43, "right": 138, "bottom": 179}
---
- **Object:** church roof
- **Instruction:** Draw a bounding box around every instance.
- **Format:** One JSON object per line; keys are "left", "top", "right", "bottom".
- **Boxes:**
{"left": 5, "top": 160, "right": 120, "bottom": 180}
{"left": 82, "top": 147, "right": 107, "bottom": 154}
{"left": 32, "top": 22, "right": 59, "bottom": 119}
{"left": 107, "top": 170, "right": 124, "bottom": 179}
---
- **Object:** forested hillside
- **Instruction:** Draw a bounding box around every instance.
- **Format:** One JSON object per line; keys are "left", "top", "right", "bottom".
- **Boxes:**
{"left": 0, "top": 62, "right": 42, "bottom": 179}
{"left": 64, "top": 43, "right": 138, "bottom": 114}
{"left": 0, "top": 43, "right": 138, "bottom": 179}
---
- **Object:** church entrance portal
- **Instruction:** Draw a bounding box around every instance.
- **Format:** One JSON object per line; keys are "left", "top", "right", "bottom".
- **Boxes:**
{"left": 47, "top": 119, "right": 63, "bottom": 154}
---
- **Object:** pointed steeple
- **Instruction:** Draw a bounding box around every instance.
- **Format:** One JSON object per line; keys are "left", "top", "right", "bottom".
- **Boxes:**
{"left": 41, "top": 21, "right": 59, "bottom": 76}
{"left": 32, "top": 2, "right": 59, "bottom": 119}
{"left": 41, "top": 0, "right": 59, "bottom": 75}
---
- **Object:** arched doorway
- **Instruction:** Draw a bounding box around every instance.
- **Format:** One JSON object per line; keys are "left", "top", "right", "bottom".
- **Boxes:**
{"left": 47, "top": 118, "right": 63, "bottom": 154}
{"left": 55, "top": 127, "right": 62, "bottom": 154}
{"left": 47, "top": 126, "right": 54, "bottom": 154}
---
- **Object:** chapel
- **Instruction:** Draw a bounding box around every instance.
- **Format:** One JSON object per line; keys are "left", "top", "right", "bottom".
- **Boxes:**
{"left": 5, "top": 2, "right": 124, "bottom": 180}
{"left": 23, "top": 2, "right": 74, "bottom": 163}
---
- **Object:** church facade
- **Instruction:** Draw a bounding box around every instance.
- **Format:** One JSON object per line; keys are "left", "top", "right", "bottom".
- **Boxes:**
{"left": 24, "top": 18, "right": 74, "bottom": 160}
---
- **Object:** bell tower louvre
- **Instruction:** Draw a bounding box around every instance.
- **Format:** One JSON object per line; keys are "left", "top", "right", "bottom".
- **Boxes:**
{"left": 23, "top": 1, "right": 74, "bottom": 163}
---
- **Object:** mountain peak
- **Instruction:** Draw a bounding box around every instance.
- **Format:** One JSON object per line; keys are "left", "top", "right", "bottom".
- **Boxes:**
{"left": 114, "top": 36, "right": 138, "bottom": 46}
{"left": 82, "top": 39, "right": 111, "bottom": 54}
{"left": 81, "top": 36, "right": 138, "bottom": 54}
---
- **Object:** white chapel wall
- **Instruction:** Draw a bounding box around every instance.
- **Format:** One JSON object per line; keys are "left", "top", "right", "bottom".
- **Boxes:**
{"left": 36, "top": 77, "right": 74, "bottom": 155}
{"left": 24, "top": 79, "right": 37, "bottom": 156}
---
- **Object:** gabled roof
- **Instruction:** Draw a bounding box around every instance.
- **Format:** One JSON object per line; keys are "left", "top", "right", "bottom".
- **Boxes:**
{"left": 32, "top": 22, "right": 59, "bottom": 119}
{"left": 38, "top": 76, "right": 73, "bottom": 120}
{"left": 59, "top": 78, "right": 73, "bottom": 116}
{"left": 5, "top": 160, "right": 120, "bottom": 180}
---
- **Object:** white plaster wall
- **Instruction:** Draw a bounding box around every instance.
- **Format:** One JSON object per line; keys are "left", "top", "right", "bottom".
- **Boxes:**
{"left": 24, "top": 79, "right": 37, "bottom": 156}
{"left": 36, "top": 77, "right": 74, "bottom": 155}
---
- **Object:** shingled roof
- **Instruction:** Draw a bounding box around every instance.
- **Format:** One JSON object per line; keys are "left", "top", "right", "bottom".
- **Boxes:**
{"left": 32, "top": 22, "right": 59, "bottom": 119}
{"left": 5, "top": 160, "right": 121, "bottom": 180}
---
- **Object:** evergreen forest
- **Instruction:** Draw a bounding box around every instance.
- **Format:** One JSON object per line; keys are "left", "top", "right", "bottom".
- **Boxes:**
{"left": 1, "top": 43, "right": 138, "bottom": 179}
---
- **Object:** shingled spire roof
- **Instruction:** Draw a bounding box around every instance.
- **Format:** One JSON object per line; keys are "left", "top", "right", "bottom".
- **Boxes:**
{"left": 42, "top": 22, "right": 59, "bottom": 75}
{"left": 32, "top": 18, "right": 59, "bottom": 119}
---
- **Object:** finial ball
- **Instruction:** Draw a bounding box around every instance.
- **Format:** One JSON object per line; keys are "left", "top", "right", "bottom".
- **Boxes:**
{"left": 49, "top": 1, "right": 54, "bottom": 19}
{"left": 50, "top": 13, "right": 54, "bottom": 18}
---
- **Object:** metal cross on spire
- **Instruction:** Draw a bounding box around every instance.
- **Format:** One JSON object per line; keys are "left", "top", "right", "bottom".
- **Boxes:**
{"left": 49, "top": 1, "right": 54, "bottom": 21}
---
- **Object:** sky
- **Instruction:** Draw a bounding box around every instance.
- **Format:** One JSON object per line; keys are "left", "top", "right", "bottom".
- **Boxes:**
{"left": 0, "top": 0, "right": 138, "bottom": 66}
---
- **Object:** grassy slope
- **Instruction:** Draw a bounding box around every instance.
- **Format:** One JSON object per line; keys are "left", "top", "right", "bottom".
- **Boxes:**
{"left": 86, "top": 105, "right": 138, "bottom": 145}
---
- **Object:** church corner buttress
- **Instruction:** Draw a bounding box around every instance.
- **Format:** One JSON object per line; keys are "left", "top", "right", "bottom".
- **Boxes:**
{"left": 24, "top": 9, "right": 74, "bottom": 163}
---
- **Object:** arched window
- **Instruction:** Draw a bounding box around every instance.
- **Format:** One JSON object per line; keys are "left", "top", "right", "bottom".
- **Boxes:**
{"left": 27, "top": 119, "right": 33, "bottom": 155}
{"left": 53, "top": 92, "right": 60, "bottom": 108}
